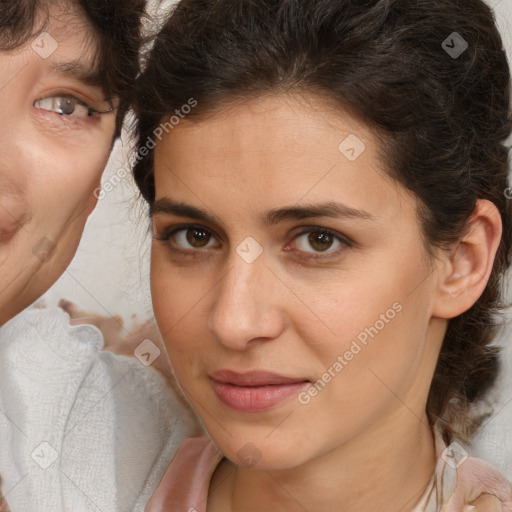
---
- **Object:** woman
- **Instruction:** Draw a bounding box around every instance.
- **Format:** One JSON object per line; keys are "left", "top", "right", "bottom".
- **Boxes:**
{"left": 133, "top": 0, "right": 512, "bottom": 510}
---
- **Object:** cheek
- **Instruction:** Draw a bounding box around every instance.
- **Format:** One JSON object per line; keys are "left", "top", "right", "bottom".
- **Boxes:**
{"left": 305, "top": 283, "right": 433, "bottom": 422}
{"left": 289, "top": 272, "right": 398, "bottom": 345}
{"left": 151, "top": 249, "right": 214, "bottom": 328}
{"left": 151, "top": 258, "right": 187, "bottom": 349}
{"left": 150, "top": 255, "right": 217, "bottom": 377}
{"left": 292, "top": 250, "right": 432, "bottom": 380}
{"left": 39, "top": 145, "right": 111, "bottom": 217}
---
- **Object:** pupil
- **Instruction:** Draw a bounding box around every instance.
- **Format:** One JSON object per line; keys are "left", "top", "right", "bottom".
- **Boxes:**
{"left": 308, "top": 232, "right": 333, "bottom": 252}
{"left": 187, "top": 229, "right": 210, "bottom": 247}
{"left": 58, "top": 98, "right": 75, "bottom": 116}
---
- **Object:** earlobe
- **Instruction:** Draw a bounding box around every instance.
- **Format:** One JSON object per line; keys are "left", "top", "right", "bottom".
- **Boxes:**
{"left": 432, "top": 199, "right": 502, "bottom": 319}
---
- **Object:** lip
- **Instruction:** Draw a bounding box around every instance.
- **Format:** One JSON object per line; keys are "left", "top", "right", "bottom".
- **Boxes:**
{"left": 209, "top": 370, "right": 309, "bottom": 413}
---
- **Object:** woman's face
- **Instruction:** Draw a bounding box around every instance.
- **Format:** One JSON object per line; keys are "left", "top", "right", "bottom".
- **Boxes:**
{"left": 0, "top": 5, "right": 116, "bottom": 323}
{"left": 151, "top": 94, "right": 446, "bottom": 469}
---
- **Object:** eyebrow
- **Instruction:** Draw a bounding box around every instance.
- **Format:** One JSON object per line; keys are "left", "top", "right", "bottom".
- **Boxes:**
{"left": 263, "top": 202, "right": 376, "bottom": 225}
{"left": 49, "top": 60, "right": 104, "bottom": 89}
{"left": 151, "top": 198, "right": 376, "bottom": 225}
{"left": 151, "top": 199, "right": 217, "bottom": 223}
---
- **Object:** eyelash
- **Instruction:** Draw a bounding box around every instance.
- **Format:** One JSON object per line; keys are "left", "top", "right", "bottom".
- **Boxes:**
{"left": 33, "top": 93, "right": 111, "bottom": 120}
{"left": 287, "top": 226, "right": 352, "bottom": 261}
{"left": 154, "top": 224, "right": 352, "bottom": 261}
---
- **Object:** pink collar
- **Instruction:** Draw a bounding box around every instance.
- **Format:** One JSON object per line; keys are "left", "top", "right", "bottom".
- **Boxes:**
{"left": 146, "top": 430, "right": 512, "bottom": 512}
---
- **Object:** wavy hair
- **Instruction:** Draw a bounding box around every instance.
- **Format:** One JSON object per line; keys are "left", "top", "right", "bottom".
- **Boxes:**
{"left": 133, "top": 0, "right": 512, "bottom": 440}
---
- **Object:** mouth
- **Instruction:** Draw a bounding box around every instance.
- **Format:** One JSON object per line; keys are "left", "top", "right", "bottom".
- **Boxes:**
{"left": 209, "top": 369, "right": 310, "bottom": 413}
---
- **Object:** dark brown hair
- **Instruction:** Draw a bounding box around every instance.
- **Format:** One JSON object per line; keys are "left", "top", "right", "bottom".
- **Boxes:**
{"left": 0, "top": 0, "right": 146, "bottom": 136}
{"left": 133, "top": 0, "right": 512, "bottom": 440}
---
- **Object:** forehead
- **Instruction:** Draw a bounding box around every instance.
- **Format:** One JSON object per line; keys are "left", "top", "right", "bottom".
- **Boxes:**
{"left": 0, "top": 2, "right": 102, "bottom": 89}
{"left": 42, "top": 3, "right": 98, "bottom": 63}
{"left": 154, "top": 93, "right": 377, "bottom": 181}
{"left": 153, "top": 94, "right": 413, "bottom": 223}
{"left": 0, "top": 3, "right": 109, "bottom": 110}
{"left": 0, "top": 1, "right": 98, "bottom": 68}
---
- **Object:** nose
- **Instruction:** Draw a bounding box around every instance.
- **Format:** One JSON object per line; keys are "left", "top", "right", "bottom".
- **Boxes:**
{"left": 207, "top": 254, "right": 286, "bottom": 351}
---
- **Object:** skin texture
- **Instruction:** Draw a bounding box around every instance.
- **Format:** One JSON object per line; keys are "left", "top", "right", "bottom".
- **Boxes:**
{"left": 0, "top": 5, "right": 116, "bottom": 324}
{"left": 150, "top": 94, "right": 502, "bottom": 512}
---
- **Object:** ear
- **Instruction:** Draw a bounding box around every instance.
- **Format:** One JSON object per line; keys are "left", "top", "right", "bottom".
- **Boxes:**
{"left": 432, "top": 199, "right": 502, "bottom": 319}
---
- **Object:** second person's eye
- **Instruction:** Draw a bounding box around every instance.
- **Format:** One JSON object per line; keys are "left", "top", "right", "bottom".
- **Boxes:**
{"left": 34, "top": 96, "right": 109, "bottom": 118}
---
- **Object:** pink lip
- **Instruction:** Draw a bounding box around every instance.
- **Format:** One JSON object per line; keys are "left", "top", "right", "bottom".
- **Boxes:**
{"left": 209, "top": 370, "right": 309, "bottom": 413}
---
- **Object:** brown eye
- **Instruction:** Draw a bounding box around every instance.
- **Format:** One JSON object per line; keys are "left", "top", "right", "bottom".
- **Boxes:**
{"left": 155, "top": 225, "right": 220, "bottom": 252}
{"left": 186, "top": 228, "right": 211, "bottom": 248}
{"left": 308, "top": 231, "right": 334, "bottom": 252}
{"left": 293, "top": 229, "right": 345, "bottom": 255}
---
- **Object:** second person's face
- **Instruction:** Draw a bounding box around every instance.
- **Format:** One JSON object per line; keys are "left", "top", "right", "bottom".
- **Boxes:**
{"left": 0, "top": 5, "right": 117, "bottom": 323}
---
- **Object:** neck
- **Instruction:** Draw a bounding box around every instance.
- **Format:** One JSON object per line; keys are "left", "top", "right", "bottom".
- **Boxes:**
{"left": 209, "top": 414, "right": 436, "bottom": 512}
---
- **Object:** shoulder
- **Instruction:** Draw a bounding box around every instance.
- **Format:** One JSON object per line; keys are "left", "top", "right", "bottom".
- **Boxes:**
{"left": 0, "top": 305, "right": 108, "bottom": 434}
{"left": 0, "top": 304, "right": 105, "bottom": 366}
{"left": 431, "top": 426, "right": 512, "bottom": 512}
{"left": 453, "top": 457, "right": 512, "bottom": 512}
{"left": 471, "top": 493, "right": 509, "bottom": 512}
{"left": 0, "top": 306, "right": 197, "bottom": 511}
{"left": 145, "top": 436, "right": 222, "bottom": 512}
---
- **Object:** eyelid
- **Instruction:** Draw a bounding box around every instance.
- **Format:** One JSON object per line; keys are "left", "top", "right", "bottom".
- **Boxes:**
{"left": 285, "top": 226, "right": 353, "bottom": 259}
{"left": 154, "top": 223, "right": 223, "bottom": 248}
{"left": 35, "top": 89, "right": 114, "bottom": 115}
{"left": 154, "top": 223, "right": 353, "bottom": 262}
{"left": 290, "top": 226, "right": 353, "bottom": 245}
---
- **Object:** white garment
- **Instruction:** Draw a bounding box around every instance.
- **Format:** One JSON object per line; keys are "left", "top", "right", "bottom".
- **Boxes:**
{"left": 0, "top": 306, "right": 198, "bottom": 512}
{"left": 466, "top": 333, "right": 512, "bottom": 482}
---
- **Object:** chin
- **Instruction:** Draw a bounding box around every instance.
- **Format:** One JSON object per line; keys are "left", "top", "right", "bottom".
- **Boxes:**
{"left": 213, "top": 433, "right": 310, "bottom": 471}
